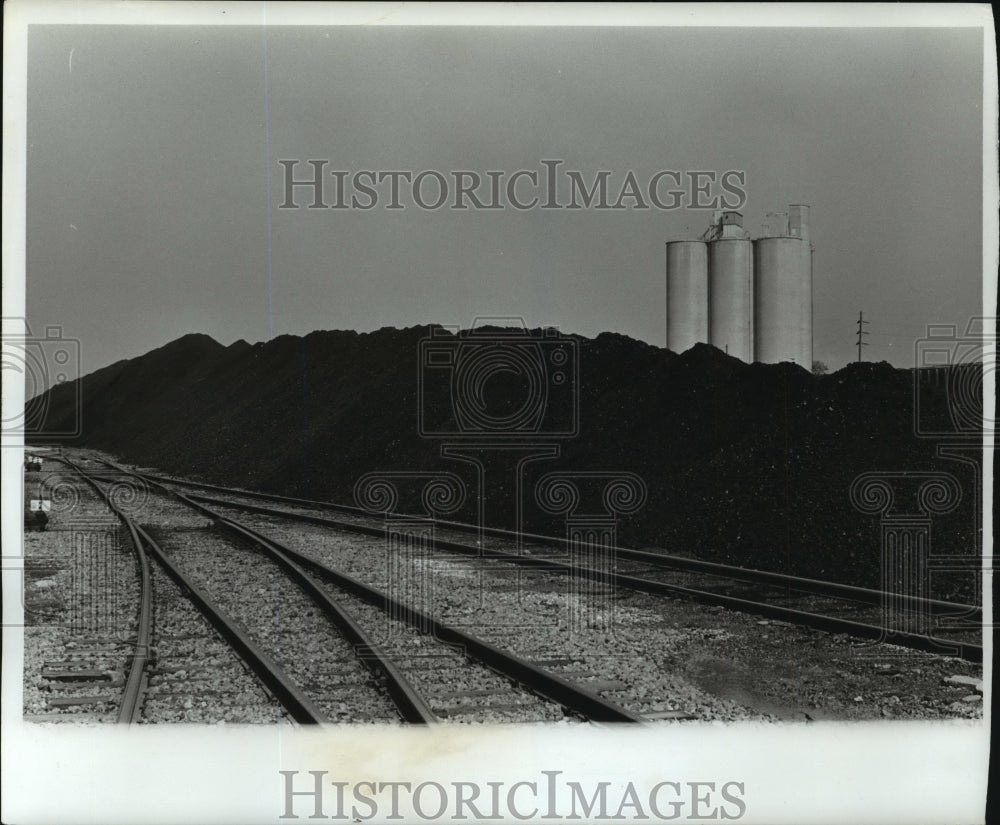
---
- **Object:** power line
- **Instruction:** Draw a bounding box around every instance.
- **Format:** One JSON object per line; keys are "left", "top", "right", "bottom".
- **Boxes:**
{"left": 856, "top": 311, "right": 870, "bottom": 363}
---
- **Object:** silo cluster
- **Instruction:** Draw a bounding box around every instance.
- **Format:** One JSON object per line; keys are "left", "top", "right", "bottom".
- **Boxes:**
{"left": 666, "top": 204, "right": 813, "bottom": 366}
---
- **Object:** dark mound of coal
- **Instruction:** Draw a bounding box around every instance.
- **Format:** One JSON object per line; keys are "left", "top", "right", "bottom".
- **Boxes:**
{"left": 31, "top": 328, "right": 981, "bottom": 597}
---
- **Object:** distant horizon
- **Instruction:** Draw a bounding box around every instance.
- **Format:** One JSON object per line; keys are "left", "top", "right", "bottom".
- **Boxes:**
{"left": 34, "top": 321, "right": 978, "bottom": 401}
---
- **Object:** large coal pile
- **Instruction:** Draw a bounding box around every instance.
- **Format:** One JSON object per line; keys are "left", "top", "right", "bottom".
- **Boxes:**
{"left": 31, "top": 328, "right": 981, "bottom": 595}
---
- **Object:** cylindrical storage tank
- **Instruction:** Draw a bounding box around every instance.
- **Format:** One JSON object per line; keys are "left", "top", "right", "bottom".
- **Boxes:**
{"left": 709, "top": 239, "right": 753, "bottom": 361}
{"left": 753, "top": 237, "right": 811, "bottom": 366}
{"left": 666, "top": 241, "right": 708, "bottom": 353}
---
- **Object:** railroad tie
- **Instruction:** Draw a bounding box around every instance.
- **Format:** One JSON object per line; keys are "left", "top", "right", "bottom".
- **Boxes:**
{"left": 41, "top": 669, "right": 115, "bottom": 682}
{"left": 47, "top": 696, "right": 115, "bottom": 708}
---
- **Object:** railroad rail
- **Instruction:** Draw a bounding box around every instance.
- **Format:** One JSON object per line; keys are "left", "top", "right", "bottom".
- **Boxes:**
{"left": 65, "top": 457, "right": 435, "bottom": 725}
{"left": 218, "top": 517, "right": 642, "bottom": 723}
{"left": 96, "top": 460, "right": 983, "bottom": 664}
{"left": 116, "top": 517, "right": 152, "bottom": 724}
{"left": 108, "top": 464, "right": 982, "bottom": 624}
{"left": 60, "top": 457, "right": 322, "bottom": 723}
{"left": 35, "top": 458, "right": 154, "bottom": 724}
{"left": 72, "top": 457, "right": 645, "bottom": 723}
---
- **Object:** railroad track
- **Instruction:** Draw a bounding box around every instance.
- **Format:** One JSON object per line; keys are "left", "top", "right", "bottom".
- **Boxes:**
{"left": 21, "top": 457, "right": 152, "bottom": 723}
{"left": 49, "top": 459, "right": 288, "bottom": 724}
{"left": 101, "top": 458, "right": 982, "bottom": 664}
{"left": 59, "top": 457, "right": 651, "bottom": 724}
{"left": 68, "top": 457, "right": 437, "bottom": 724}
{"left": 138, "top": 546, "right": 287, "bottom": 724}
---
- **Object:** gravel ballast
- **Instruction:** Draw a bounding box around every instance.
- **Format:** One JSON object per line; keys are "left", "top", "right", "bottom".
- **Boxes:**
{"left": 22, "top": 452, "right": 985, "bottom": 725}
{"left": 150, "top": 526, "right": 404, "bottom": 723}
{"left": 22, "top": 460, "right": 139, "bottom": 722}
{"left": 202, "top": 504, "right": 983, "bottom": 723}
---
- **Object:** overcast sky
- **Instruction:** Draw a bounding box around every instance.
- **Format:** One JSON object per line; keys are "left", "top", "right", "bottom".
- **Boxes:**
{"left": 26, "top": 24, "right": 984, "bottom": 374}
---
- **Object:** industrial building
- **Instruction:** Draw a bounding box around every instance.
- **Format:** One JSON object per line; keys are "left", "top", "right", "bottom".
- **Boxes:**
{"left": 666, "top": 204, "right": 812, "bottom": 366}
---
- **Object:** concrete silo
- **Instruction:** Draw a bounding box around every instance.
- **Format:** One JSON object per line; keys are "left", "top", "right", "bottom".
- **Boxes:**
{"left": 666, "top": 241, "right": 709, "bottom": 353}
{"left": 708, "top": 213, "right": 753, "bottom": 361}
{"left": 753, "top": 204, "right": 812, "bottom": 366}
{"left": 666, "top": 202, "right": 813, "bottom": 365}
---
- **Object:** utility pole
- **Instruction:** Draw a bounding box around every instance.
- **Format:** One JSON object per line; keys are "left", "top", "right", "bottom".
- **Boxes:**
{"left": 856, "top": 311, "right": 869, "bottom": 362}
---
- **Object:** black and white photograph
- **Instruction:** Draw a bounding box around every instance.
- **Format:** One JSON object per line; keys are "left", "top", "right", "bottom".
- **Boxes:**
{"left": 2, "top": 3, "right": 995, "bottom": 823}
